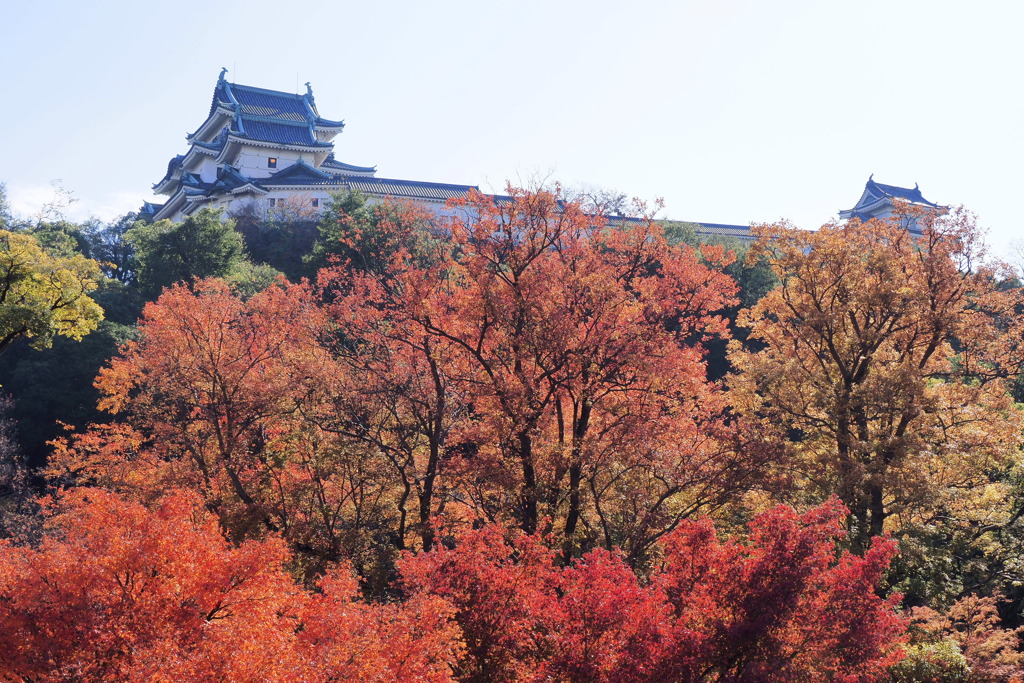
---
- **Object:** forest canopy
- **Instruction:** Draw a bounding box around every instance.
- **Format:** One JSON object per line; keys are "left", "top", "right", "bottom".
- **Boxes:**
{"left": 1, "top": 185, "right": 1023, "bottom": 681}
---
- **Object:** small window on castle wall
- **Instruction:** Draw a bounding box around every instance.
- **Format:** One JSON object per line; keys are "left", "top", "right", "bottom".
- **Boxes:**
{"left": 269, "top": 198, "right": 277, "bottom": 208}
{"left": 268, "top": 157, "right": 277, "bottom": 169}
{"left": 312, "top": 198, "right": 319, "bottom": 208}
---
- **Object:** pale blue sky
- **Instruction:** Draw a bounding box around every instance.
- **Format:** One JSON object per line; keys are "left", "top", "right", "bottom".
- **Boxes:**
{"left": 2, "top": 0, "right": 1021, "bottom": 255}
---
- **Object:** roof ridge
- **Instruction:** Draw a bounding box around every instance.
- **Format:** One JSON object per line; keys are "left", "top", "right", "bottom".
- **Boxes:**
{"left": 230, "top": 82, "right": 307, "bottom": 99}
{"left": 361, "top": 176, "right": 481, "bottom": 190}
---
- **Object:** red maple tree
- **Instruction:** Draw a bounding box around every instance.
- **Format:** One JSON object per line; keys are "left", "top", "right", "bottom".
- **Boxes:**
{"left": 400, "top": 499, "right": 906, "bottom": 682}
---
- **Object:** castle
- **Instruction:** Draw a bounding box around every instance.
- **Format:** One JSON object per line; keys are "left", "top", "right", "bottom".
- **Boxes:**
{"left": 144, "top": 70, "right": 941, "bottom": 241}
{"left": 144, "top": 69, "right": 476, "bottom": 224}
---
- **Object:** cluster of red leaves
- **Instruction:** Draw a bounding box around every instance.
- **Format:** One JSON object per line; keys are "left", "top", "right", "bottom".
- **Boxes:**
{"left": 400, "top": 498, "right": 907, "bottom": 683}
{"left": 0, "top": 488, "right": 462, "bottom": 683}
{"left": 0, "top": 489, "right": 903, "bottom": 682}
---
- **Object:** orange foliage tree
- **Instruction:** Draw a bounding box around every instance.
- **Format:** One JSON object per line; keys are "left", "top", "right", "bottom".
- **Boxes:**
{"left": 730, "top": 207, "right": 1024, "bottom": 551}
{"left": 51, "top": 279, "right": 397, "bottom": 577}
{"left": 324, "top": 187, "right": 774, "bottom": 561}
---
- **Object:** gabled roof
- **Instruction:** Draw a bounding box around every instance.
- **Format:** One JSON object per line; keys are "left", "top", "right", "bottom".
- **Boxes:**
{"left": 210, "top": 68, "right": 313, "bottom": 116}
{"left": 153, "top": 154, "right": 185, "bottom": 192}
{"left": 179, "top": 170, "right": 206, "bottom": 189}
{"left": 864, "top": 176, "right": 941, "bottom": 209}
{"left": 192, "top": 127, "right": 229, "bottom": 152}
{"left": 261, "top": 160, "right": 342, "bottom": 186}
{"left": 315, "top": 117, "right": 345, "bottom": 129}
{"left": 840, "top": 175, "right": 945, "bottom": 220}
{"left": 176, "top": 166, "right": 265, "bottom": 201}
{"left": 228, "top": 86, "right": 310, "bottom": 122}
{"left": 140, "top": 201, "right": 164, "bottom": 217}
{"left": 206, "top": 165, "right": 263, "bottom": 195}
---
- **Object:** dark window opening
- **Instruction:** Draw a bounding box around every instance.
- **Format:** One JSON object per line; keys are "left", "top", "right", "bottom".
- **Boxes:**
{"left": 268, "top": 157, "right": 277, "bottom": 169}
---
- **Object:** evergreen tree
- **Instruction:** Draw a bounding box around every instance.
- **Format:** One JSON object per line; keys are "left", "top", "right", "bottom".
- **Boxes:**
{"left": 126, "top": 208, "right": 248, "bottom": 299}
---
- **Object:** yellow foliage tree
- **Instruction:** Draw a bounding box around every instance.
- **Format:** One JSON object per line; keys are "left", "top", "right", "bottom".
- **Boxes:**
{"left": 729, "top": 207, "right": 1024, "bottom": 551}
{"left": 0, "top": 229, "right": 103, "bottom": 355}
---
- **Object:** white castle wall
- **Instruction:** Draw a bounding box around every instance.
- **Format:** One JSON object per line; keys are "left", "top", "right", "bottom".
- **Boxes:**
{"left": 235, "top": 149, "right": 309, "bottom": 179}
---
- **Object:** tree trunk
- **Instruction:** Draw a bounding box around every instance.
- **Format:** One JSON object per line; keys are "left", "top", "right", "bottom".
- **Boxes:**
{"left": 563, "top": 399, "right": 592, "bottom": 557}
{"left": 518, "top": 430, "right": 538, "bottom": 534}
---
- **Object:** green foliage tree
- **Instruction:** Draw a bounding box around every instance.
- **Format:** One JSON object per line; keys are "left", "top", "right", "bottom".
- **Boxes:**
{"left": 27, "top": 220, "right": 94, "bottom": 259}
{"left": 224, "top": 260, "right": 286, "bottom": 299}
{"left": 0, "top": 307, "right": 134, "bottom": 471}
{"left": 84, "top": 212, "right": 140, "bottom": 284}
{"left": 0, "top": 230, "right": 103, "bottom": 356}
{"left": 306, "top": 191, "right": 438, "bottom": 277}
{"left": 229, "top": 197, "right": 320, "bottom": 282}
{"left": 126, "top": 208, "right": 248, "bottom": 298}
{"left": 659, "top": 220, "right": 777, "bottom": 379}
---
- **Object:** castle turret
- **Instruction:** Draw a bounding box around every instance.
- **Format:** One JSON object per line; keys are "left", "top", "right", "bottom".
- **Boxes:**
{"left": 839, "top": 175, "right": 946, "bottom": 235}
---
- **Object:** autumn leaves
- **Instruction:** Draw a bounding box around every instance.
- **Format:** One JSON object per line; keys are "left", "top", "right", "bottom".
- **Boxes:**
{"left": 62, "top": 187, "right": 765, "bottom": 572}
{"left": 4, "top": 188, "right": 1018, "bottom": 680}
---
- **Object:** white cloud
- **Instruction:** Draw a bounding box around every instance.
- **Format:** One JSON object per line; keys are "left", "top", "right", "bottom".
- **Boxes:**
{"left": 6, "top": 182, "right": 144, "bottom": 224}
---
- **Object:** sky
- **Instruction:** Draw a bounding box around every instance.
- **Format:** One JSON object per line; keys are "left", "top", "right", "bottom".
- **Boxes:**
{"left": 2, "top": 0, "right": 1021, "bottom": 257}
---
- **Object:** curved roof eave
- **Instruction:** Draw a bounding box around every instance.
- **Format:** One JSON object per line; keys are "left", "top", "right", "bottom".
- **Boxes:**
{"left": 187, "top": 105, "right": 236, "bottom": 143}
{"left": 152, "top": 188, "right": 189, "bottom": 221}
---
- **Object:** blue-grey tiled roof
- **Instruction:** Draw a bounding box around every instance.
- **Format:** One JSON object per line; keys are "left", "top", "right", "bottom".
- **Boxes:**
{"left": 346, "top": 177, "right": 478, "bottom": 201}
{"left": 235, "top": 120, "right": 331, "bottom": 147}
{"left": 867, "top": 177, "right": 940, "bottom": 208}
{"left": 197, "top": 73, "right": 344, "bottom": 148}
{"left": 175, "top": 166, "right": 259, "bottom": 199}
{"left": 230, "top": 87, "right": 309, "bottom": 122}
{"left": 192, "top": 127, "right": 229, "bottom": 152}
{"left": 192, "top": 166, "right": 258, "bottom": 196}
{"left": 180, "top": 171, "right": 205, "bottom": 188}
{"left": 153, "top": 154, "right": 185, "bottom": 188}
{"left": 691, "top": 222, "right": 755, "bottom": 241}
